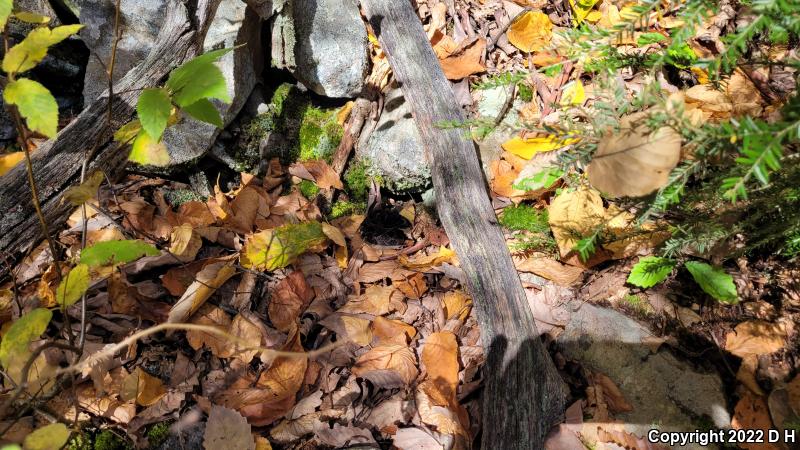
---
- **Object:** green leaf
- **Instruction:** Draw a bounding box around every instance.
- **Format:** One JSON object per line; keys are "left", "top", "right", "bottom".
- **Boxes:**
{"left": 0, "top": 0, "right": 12, "bottom": 31}
{"left": 3, "top": 78, "right": 58, "bottom": 138}
{"left": 2, "top": 24, "right": 83, "bottom": 73}
{"left": 137, "top": 88, "right": 172, "bottom": 141}
{"left": 129, "top": 130, "right": 170, "bottom": 166}
{"left": 627, "top": 256, "right": 676, "bottom": 288}
{"left": 171, "top": 63, "right": 230, "bottom": 107}
{"left": 0, "top": 308, "right": 52, "bottom": 370}
{"left": 23, "top": 423, "right": 71, "bottom": 450}
{"left": 165, "top": 48, "right": 233, "bottom": 94}
{"left": 241, "top": 222, "right": 328, "bottom": 271}
{"left": 80, "top": 239, "right": 160, "bottom": 267}
{"left": 684, "top": 261, "right": 738, "bottom": 304}
{"left": 55, "top": 264, "right": 90, "bottom": 307}
{"left": 182, "top": 98, "right": 223, "bottom": 127}
{"left": 637, "top": 32, "right": 667, "bottom": 46}
{"left": 513, "top": 167, "right": 564, "bottom": 191}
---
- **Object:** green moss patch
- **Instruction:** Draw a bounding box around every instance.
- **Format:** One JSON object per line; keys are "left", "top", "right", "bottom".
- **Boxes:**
{"left": 328, "top": 200, "right": 366, "bottom": 220}
{"left": 500, "top": 204, "right": 550, "bottom": 234}
{"left": 297, "top": 179, "right": 320, "bottom": 199}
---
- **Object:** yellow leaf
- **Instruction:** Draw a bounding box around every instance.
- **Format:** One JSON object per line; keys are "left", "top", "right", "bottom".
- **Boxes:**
{"left": 559, "top": 80, "right": 585, "bottom": 106}
{"left": 570, "top": 0, "right": 600, "bottom": 24}
{"left": 398, "top": 246, "right": 457, "bottom": 269}
{"left": 336, "top": 101, "right": 354, "bottom": 126}
{"left": 0, "top": 152, "right": 24, "bottom": 176}
{"left": 548, "top": 188, "right": 606, "bottom": 257}
{"left": 501, "top": 135, "right": 577, "bottom": 160}
{"left": 507, "top": 11, "right": 552, "bottom": 53}
{"left": 169, "top": 224, "right": 202, "bottom": 262}
{"left": 55, "top": 263, "right": 90, "bottom": 307}
{"left": 23, "top": 423, "right": 70, "bottom": 450}
{"left": 129, "top": 130, "right": 170, "bottom": 166}
{"left": 121, "top": 367, "right": 167, "bottom": 406}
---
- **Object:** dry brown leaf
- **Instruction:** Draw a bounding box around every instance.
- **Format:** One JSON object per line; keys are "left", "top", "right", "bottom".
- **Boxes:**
{"left": 269, "top": 271, "right": 314, "bottom": 332}
{"left": 228, "top": 186, "right": 262, "bottom": 234}
{"left": 788, "top": 375, "right": 800, "bottom": 416}
{"left": 120, "top": 367, "right": 167, "bottom": 407}
{"left": 75, "top": 384, "right": 136, "bottom": 424}
{"left": 161, "top": 259, "right": 214, "bottom": 297}
{"left": 421, "top": 332, "right": 459, "bottom": 399}
{"left": 442, "top": 290, "right": 471, "bottom": 321}
{"left": 339, "top": 285, "right": 398, "bottom": 316}
{"left": 167, "top": 261, "right": 237, "bottom": 324}
{"left": 725, "top": 320, "right": 788, "bottom": 358}
{"left": 228, "top": 313, "right": 265, "bottom": 362}
{"left": 732, "top": 389, "right": 781, "bottom": 450}
{"left": 395, "top": 273, "right": 428, "bottom": 299}
{"left": 214, "top": 330, "right": 306, "bottom": 426}
{"left": 589, "top": 372, "right": 633, "bottom": 414}
{"left": 352, "top": 344, "right": 419, "bottom": 388}
{"left": 169, "top": 200, "right": 217, "bottom": 227}
{"left": 439, "top": 37, "right": 486, "bottom": 80}
{"left": 203, "top": 405, "right": 256, "bottom": 450}
{"left": 169, "top": 224, "right": 202, "bottom": 262}
{"left": 186, "top": 304, "right": 232, "bottom": 356}
{"left": 319, "top": 313, "right": 373, "bottom": 346}
{"left": 370, "top": 316, "right": 416, "bottom": 345}
{"left": 586, "top": 111, "right": 682, "bottom": 198}
{"left": 514, "top": 257, "right": 584, "bottom": 286}
{"left": 289, "top": 160, "right": 344, "bottom": 190}
{"left": 321, "top": 223, "right": 346, "bottom": 247}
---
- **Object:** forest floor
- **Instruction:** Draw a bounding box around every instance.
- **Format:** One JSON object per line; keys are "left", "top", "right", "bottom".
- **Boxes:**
{"left": 1, "top": 0, "right": 799, "bottom": 449}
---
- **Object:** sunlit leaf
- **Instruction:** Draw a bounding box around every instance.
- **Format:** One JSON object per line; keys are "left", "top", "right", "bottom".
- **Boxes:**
{"left": 0, "top": 308, "right": 52, "bottom": 370}
{"left": 240, "top": 222, "right": 328, "bottom": 271}
{"left": 2, "top": 24, "right": 83, "bottom": 74}
{"left": 3, "top": 78, "right": 58, "bottom": 138}
{"left": 166, "top": 48, "right": 233, "bottom": 94}
{"left": 0, "top": 152, "right": 25, "bottom": 176}
{"left": 502, "top": 136, "right": 577, "bottom": 160}
{"left": 685, "top": 261, "right": 738, "bottom": 304}
{"left": 569, "top": 0, "right": 600, "bottom": 24}
{"left": 0, "top": 0, "right": 12, "bottom": 30}
{"left": 166, "top": 48, "right": 233, "bottom": 107}
{"left": 13, "top": 11, "right": 51, "bottom": 24}
{"left": 129, "top": 130, "right": 170, "bottom": 166}
{"left": 506, "top": 11, "right": 552, "bottom": 53}
{"left": 627, "top": 256, "right": 675, "bottom": 288}
{"left": 80, "top": 239, "right": 160, "bottom": 267}
{"left": 23, "top": 423, "right": 70, "bottom": 450}
{"left": 182, "top": 98, "right": 223, "bottom": 127}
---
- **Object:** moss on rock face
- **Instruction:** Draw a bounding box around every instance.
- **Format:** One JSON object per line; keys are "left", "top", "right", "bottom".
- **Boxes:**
{"left": 329, "top": 200, "right": 365, "bottom": 220}
{"left": 145, "top": 422, "right": 172, "bottom": 448}
{"left": 236, "top": 83, "right": 344, "bottom": 171}
{"left": 343, "top": 159, "right": 373, "bottom": 201}
{"left": 297, "top": 179, "right": 320, "bottom": 199}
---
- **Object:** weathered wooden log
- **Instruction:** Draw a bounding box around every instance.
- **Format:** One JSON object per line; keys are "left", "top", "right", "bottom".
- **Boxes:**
{"left": 0, "top": 0, "right": 221, "bottom": 277}
{"left": 359, "top": 1, "right": 569, "bottom": 448}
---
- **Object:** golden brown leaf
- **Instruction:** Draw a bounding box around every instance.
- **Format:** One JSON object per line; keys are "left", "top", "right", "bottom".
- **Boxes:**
{"left": 547, "top": 188, "right": 606, "bottom": 258}
{"left": 352, "top": 344, "right": 418, "bottom": 388}
{"left": 169, "top": 224, "right": 202, "bottom": 262}
{"left": 731, "top": 390, "right": 781, "bottom": 450}
{"left": 399, "top": 246, "right": 457, "bottom": 270}
{"left": 167, "top": 261, "right": 237, "bottom": 324}
{"left": 370, "top": 316, "right": 416, "bottom": 345}
{"left": 438, "top": 37, "right": 486, "bottom": 80}
{"left": 507, "top": 11, "right": 552, "bottom": 53}
{"left": 514, "top": 257, "right": 584, "bottom": 286}
{"left": 269, "top": 271, "right": 314, "bottom": 332}
{"left": 120, "top": 367, "right": 167, "bottom": 407}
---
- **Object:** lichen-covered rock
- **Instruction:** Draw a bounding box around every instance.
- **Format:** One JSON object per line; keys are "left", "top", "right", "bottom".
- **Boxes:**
{"left": 356, "top": 87, "right": 431, "bottom": 193}
{"left": 234, "top": 83, "right": 343, "bottom": 172}
{"left": 271, "top": 0, "right": 369, "bottom": 98}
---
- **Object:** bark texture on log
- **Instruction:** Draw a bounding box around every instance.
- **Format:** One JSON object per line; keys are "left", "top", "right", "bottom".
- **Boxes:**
{"left": 0, "top": 0, "right": 221, "bottom": 276}
{"left": 359, "top": 1, "right": 568, "bottom": 447}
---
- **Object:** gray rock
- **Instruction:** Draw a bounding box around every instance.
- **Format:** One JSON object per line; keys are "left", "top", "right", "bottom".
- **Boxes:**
{"left": 75, "top": 0, "right": 168, "bottom": 103}
{"left": 557, "top": 303, "right": 731, "bottom": 449}
{"left": 356, "top": 87, "right": 431, "bottom": 193}
{"left": 474, "top": 85, "right": 523, "bottom": 172}
{"left": 271, "top": 0, "right": 368, "bottom": 98}
{"left": 162, "top": 0, "right": 262, "bottom": 164}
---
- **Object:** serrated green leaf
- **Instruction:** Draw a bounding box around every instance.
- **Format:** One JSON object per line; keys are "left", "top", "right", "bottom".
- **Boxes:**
{"left": 55, "top": 264, "right": 90, "bottom": 307}
{"left": 23, "top": 423, "right": 71, "bottom": 450}
{"left": 165, "top": 48, "right": 233, "bottom": 94}
{"left": 513, "top": 167, "right": 564, "bottom": 191}
{"left": 0, "top": 308, "right": 52, "bottom": 370}
{"left": 80, "top": 239, "right": 160, "bottom": 267}
{"left": 0, "top": 0, "right": 12, "bottom": 31}
{"left": 627, "top": 256, "right": 676, "bottom": 288}
{"left": 3, "top": 78, "right": 58, "bottom": 138}
{"left": 2, "top": 24, "right": 82, "bottom": 73}
{"left": 241, "top": 222, "right": 328, "bottom": 271}
{"left": 13, "top": 11, "right": 51, "bottom": 24}
{"left": 137, "top": 88, "right": 172, "bottom": 141}
{"left": 685, "top": 261, "right": 738, "bottom": 304}
{"left": 171, "top": 63, "right": 230, "bottom": 107}
{"left": 182, "top": 98, "right": 223, "bottom": 127}
{"left": 129, "top": 130, "right": 170, "bottom": 166}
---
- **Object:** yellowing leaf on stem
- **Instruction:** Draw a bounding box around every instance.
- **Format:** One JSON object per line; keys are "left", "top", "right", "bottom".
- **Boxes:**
{"left": 507, "top": 11, "right": 553, "bottom": 53}
{"left": 0, "top": 308, "right": 52, "bottom": 370}
{"left": 2, "top": 24, "right": 83, "bottom": 74}
{"left": 23, "top": 423, "right": 71, "bottom": 450}
{"left": 3, "top": 78, "right": 59, "bottom": 138}
{"left": 0, "top": 152, "right": 25, "bottom": 176}
{"left": 55, "top": 264, "right": 90, "bottom": 308}
{"left": 129, "top": 130, "right": 170, "bottom": 166}
{"left": 13, "top": 11, "right": 51, "bottom": 24}
{"left": 502, "top": 135, "right": 577, "bottom": 160}
{"left": 62, "top": 171, "right": 104, "bottom": 206}
{"left": 0, "top": 0, "right": 12, "bottom": 30}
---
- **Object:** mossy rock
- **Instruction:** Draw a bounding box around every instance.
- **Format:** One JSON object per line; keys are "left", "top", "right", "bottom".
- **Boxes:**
{"left": 235, "top": 83, "right": 343, "bottom": 172}
{"left": 328, "top": 200, "right": 366, "bottom": 220}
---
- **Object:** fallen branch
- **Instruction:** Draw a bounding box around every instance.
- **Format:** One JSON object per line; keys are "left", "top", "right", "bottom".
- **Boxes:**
{"left": 360, "top": 1, "right": 568, "bottom": 447}
{"left": 0, "top": 0, "right": 223, "bottom": 278}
